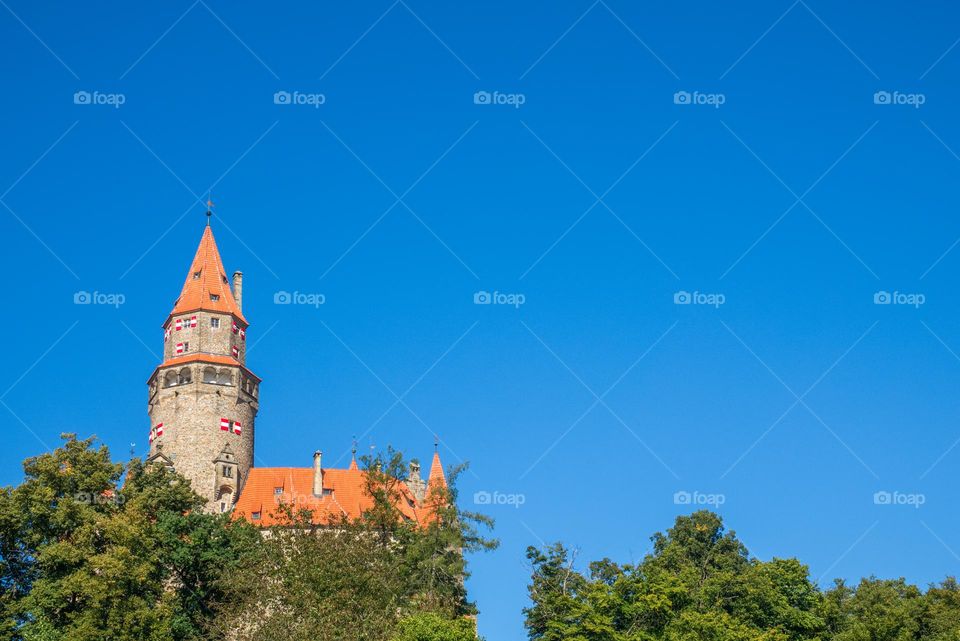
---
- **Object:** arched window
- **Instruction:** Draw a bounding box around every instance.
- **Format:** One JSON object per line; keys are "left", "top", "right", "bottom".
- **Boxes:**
{"left": 202, "top": 367, "right": 217, "bottom": 383}
{"left": 178, "top": 367, "right": 192, "bottom": 385}
{"left": 217, "top": 487, "right": 233, "bottom": 512}
{"left": 216, "top": 369, "right": 232, "bottom": 386}
{"left": 163, "top": 371, "right": 177, "bottom": 388}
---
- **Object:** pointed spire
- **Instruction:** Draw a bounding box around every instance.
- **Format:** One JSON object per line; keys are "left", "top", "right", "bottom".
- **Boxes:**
{"left": 169, "top": 220, "right": 246, "bottom": 324}
{"left": 427, "top": 448, "right": 446, "bottom": 491}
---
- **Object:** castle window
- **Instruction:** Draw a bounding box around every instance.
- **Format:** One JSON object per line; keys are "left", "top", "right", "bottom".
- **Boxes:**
{"left": 163, "top": 371, "right": 178, "bottom": 388}
{"left": 210, "top": 294, "right": 220, "bottom": 302}
{"left": 222, "top": 275, "right": 229, "bottom": 284}
{"left": 274, "top": 487, "right": 283, "bottom": 496}
{"left": 223, "top": 466, "right": 233, "bottom": 478}
{"left": 216, "top": 369, "right": 232, "bottom": 386}
{"left": 192, "top": 271, "right": 201, "bottom": 279}
{"left": 181, "top": 341, "right": 189, "bottom": 352}
{"left": 251, "top": 511, "right": 261, "bottom": 520}
{"left": 220, "top": 502, "right": 226, "bottom": 512}
{"left": 210, "top": 317, "right": 220, "bottom": 328}
{"left": 202, "top": 367, "right": 217, "bottom": 383}
{"left": 178, "top": 367, "right": 191, "bottom": 385}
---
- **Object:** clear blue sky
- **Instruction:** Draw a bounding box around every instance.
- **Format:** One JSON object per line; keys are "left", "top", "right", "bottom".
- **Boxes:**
{"left": 2, "top": 1, "right": 960, "bottom": 637}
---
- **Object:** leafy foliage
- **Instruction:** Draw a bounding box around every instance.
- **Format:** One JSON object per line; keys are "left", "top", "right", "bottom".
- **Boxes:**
{"left": 524, "top": 510, "right": 960, "bottom": 641}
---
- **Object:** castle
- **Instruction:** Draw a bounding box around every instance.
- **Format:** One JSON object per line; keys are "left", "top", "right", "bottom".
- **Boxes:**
{"left": 146, "top": 216, "right": 445, "bottom": 524}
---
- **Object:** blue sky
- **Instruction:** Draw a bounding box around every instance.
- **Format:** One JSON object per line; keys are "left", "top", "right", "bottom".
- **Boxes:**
{"left": 2, "top": 1, "right": 960, "bottom": 637}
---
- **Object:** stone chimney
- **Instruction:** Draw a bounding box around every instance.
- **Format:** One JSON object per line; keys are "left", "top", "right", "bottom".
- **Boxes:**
{"left": 312, "top": 451, "right": 323, "bottom": 497}
{"left": 408, "top": 460, "right": 426, "bottom": 503}
{"left": 232, "top": 271, "right": 243, "bottom": 311}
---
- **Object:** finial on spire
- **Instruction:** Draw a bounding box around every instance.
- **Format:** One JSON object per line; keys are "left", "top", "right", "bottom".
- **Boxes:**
{"left": 434, "top": 434, "right": 439, "bottom": 452}
{"left": 351, "top": 436, "right": 357, "bottom": 457}
{"left": 206, "top": 193, "right": 214, "bottom": 226}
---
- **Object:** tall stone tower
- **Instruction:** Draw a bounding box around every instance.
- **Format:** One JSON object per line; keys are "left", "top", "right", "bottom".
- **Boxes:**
{"left": 146, "top": 218, "right": 259, "bottom": 513}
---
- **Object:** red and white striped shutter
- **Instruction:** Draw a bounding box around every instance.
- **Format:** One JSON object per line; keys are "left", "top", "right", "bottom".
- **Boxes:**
{"left": 220, "top": 418, "right": 230, "bottom": 431}
{"left": 156, "top": 423, "right": 164, "bottom": 437}
{"left": 190, "top": 316, "right": 197, "bottom": 327}
{"left": 175, "top": 319, "right": 183, "bottom": 331}
{"left": 175, "top": 342, "right": 184, "bottom": 354}
{"left": 232, "top": 322, "right": 238, "bottom": 334}
{"left": 232, "top": 345, "right": 239, "bottom": 358}
{"left": 232, "top": 421, "right": 242, "bottom": 435}
{"left": 239, "top": 328, "right": 246, "bottom": 341}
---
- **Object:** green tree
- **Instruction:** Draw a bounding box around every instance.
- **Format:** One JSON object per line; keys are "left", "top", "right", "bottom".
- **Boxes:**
{"left": 0, "top": 434, "right": 256, "bottom": 641}
{"left": 391, "top": 612, "right": 480, "bottom": 641}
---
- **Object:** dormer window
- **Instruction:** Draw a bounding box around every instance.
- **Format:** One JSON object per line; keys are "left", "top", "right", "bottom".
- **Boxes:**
{"left": 192, "top": 271, "right": 201, "bottom": 279}
{"left": 222, "top": 275, "right": 229, "bottom": 284}
{"left": 251, "top": 511, "right": 261, "bottom": 520}
{"left": 274, "top": 487, "right": 283, "bottom": 496}
{"left": 210, "top": 294, "right": 220, "bottom": 302}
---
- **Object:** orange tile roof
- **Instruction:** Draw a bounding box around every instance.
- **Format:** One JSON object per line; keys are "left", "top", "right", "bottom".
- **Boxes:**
{"left": 233, "top": 466, "right": 432, "bottom": 527}
{"left": 168, "top": 225, "right": 246, "bottom": 325}
{"left": 427, "top": 451, "right": 446, "bottom": 491}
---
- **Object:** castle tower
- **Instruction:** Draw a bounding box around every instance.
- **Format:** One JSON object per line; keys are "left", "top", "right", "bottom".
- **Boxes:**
{"left": 146, "top": 218, "right": 259, "bottom": 512}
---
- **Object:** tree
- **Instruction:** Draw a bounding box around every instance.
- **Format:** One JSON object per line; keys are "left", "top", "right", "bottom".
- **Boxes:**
{"left": 0, "top": 434, "right": 257, "bottom": 641}
{"left": 391, "top": 612, "right": 480, "bottom": 641}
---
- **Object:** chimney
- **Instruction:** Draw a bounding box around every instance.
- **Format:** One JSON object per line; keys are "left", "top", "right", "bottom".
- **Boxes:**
{"left": 232, "top": 271, "right": 243, "bottom": 311}
{"left": 312, "top": 451, "right": 323, "bottom": 497}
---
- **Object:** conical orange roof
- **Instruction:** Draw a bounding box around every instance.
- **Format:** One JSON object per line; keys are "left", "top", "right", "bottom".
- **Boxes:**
{"left": 427, "top": 451, "right": 446, "bottom": 491}
{"left": 168, "top": 225, "right": 246, "bottom": 325}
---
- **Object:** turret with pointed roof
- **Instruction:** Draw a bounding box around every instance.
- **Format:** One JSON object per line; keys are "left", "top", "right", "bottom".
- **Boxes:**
{"left": 146, "top": 218, "right": 259, "bottom": 512}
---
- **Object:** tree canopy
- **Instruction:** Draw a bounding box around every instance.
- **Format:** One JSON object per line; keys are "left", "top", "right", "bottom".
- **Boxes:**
{"left": 524, "top": 510, "right": 960, "bottom": 641}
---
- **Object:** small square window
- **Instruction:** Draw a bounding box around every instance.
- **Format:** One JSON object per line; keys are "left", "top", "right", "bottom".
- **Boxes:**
{"left": 182, "top": 342, "right": 189, "bottom": 352}
{"left": 274, "top": 487, "right": 283, "bottom": 495}
{"left": 210, "top": 294, "right": 220, "bottom": 302}
{"left": 210, "top": 317, "right": 220, "bottom": 328}
{"left": 251, "top": 511, "right": 261, "bottom": 520}
{"left": 192, "top": 271, "right": 201, "bottom": 280}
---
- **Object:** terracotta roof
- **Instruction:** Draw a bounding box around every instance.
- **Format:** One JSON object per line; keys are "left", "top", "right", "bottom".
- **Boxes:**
{"left": 168, "top": 225, "right": 246, "bottom": 325}
{"left": 233, "top": 466, "right": 429, "bottom": 527}
{"left": 428, "top": 451, "right": 446, "bottom": 491}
